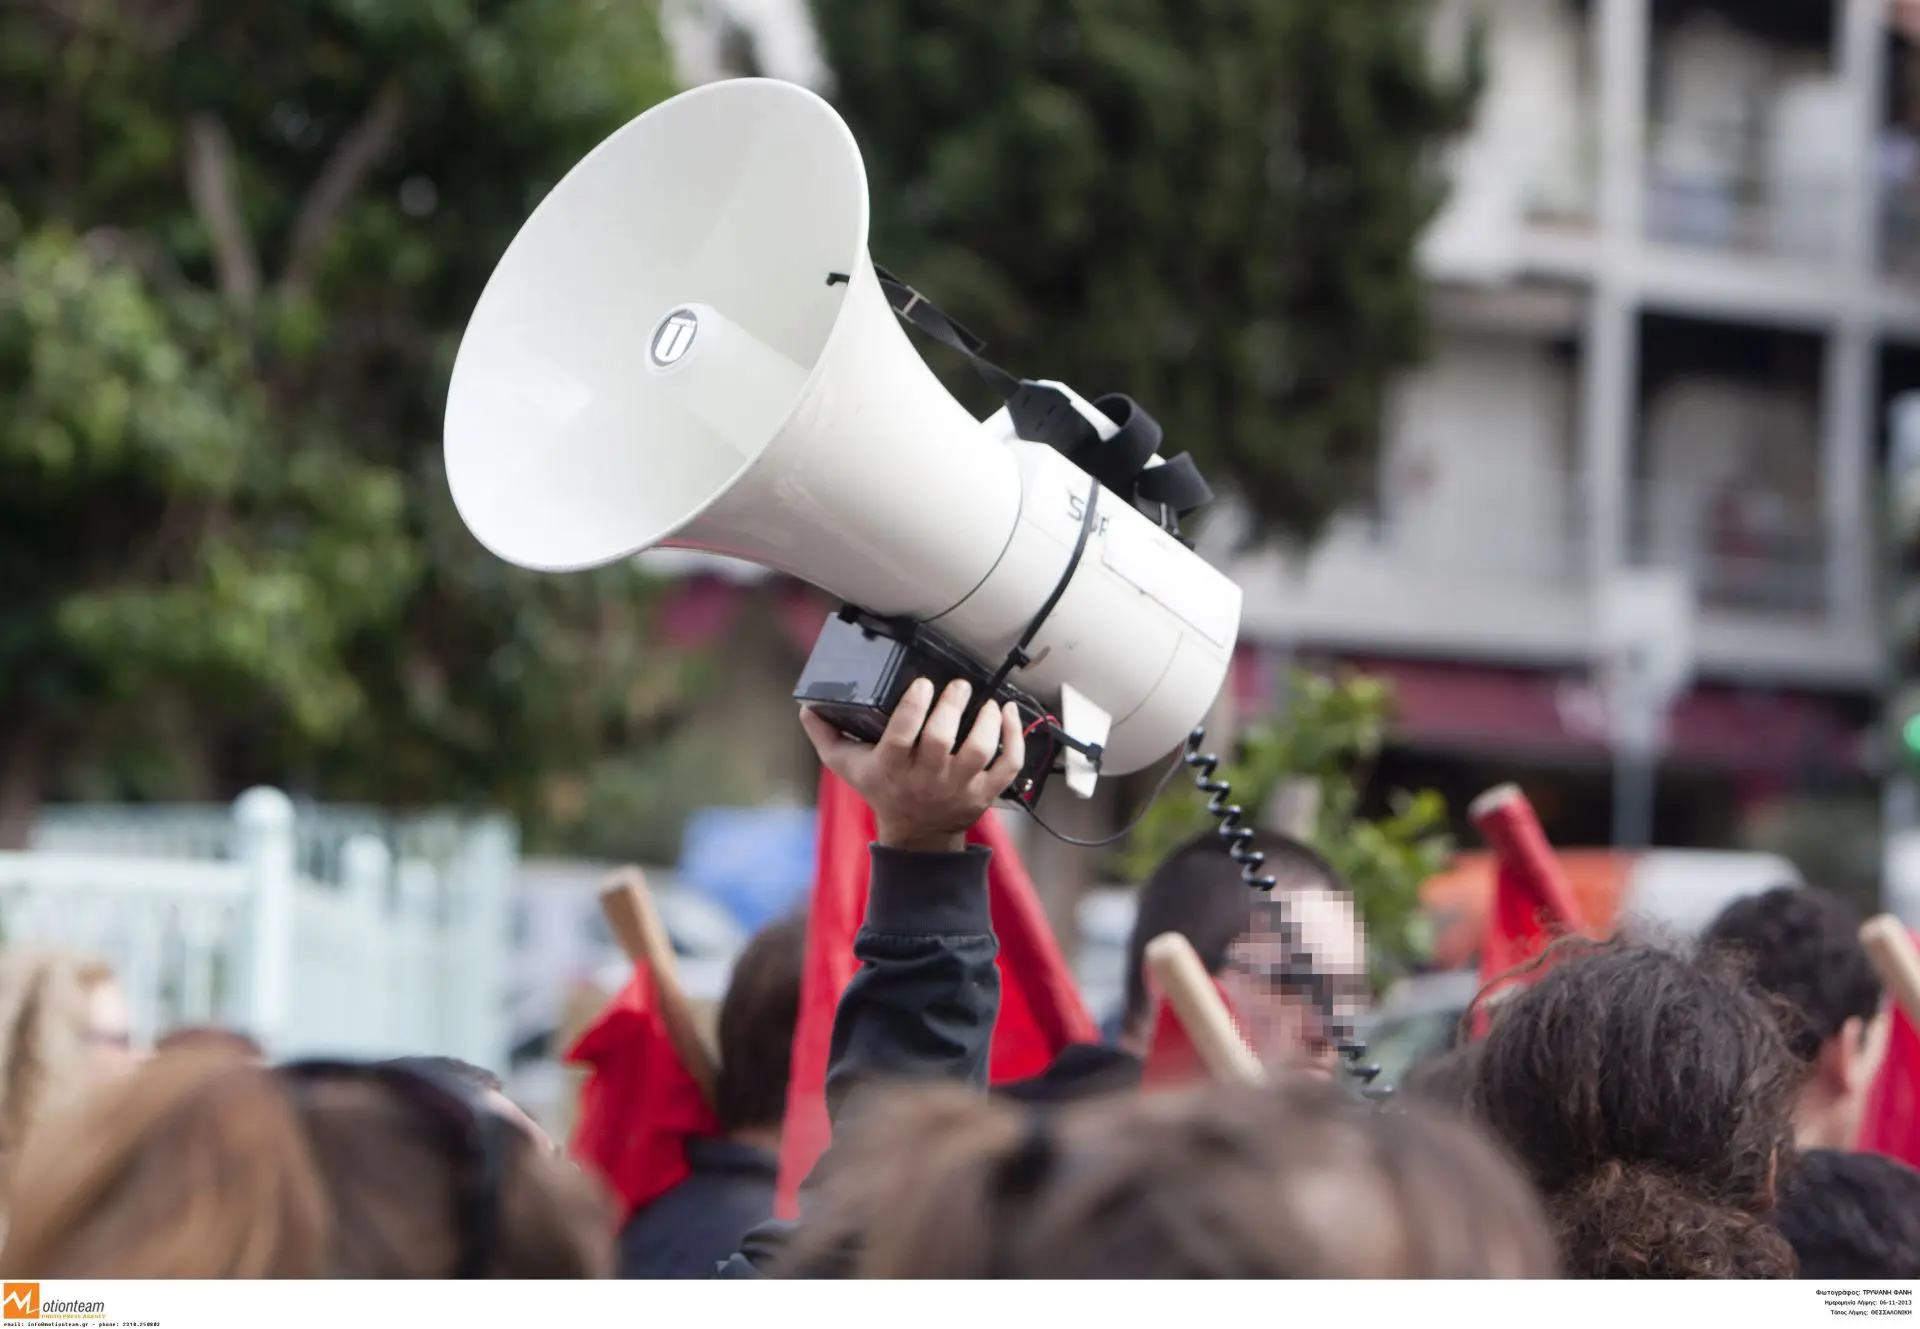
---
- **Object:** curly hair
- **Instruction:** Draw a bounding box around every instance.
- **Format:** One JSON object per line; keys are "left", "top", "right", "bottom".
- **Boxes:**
{"left": 1699, "top": 886, "right": 1881, "bottom": 1064}
{"left": 1469, "top": 939, "right": 1801, "bottom": 1279}
{"left": 1773, "top": 1149, "right": 1920, "bottom": 1280}
{"left": 778, "top": 1078, "right": 1559, "bottom": 1279}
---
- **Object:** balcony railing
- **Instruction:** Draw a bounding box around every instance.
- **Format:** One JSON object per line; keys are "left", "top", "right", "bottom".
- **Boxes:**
{"left": 1630, "top": 481, "right": 1832, "bottom": 617}
{"left": 1644, "top": 118, "right": 1848, "bottom": 264}
{"left": 1880, "top": 128, "right": 1920, "bottom": 279}
{"left": 1326, "top": 458, "right": 1590, "bottom": 589}
{"left": 1317, "top": 457, "right": 1834, "bottom": 618}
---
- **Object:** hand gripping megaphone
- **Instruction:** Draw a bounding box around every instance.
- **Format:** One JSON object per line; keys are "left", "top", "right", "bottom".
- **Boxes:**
{"left": 444, "top": 78, "right": 1242, "bottom": 806}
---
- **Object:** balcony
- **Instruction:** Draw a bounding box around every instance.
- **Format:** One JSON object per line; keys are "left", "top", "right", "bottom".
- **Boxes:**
{"left": 1881, "top": 127, "right": 1920, "bottom": 281}
{"left": 1223, "top": 460, "right": 1875, "bottom": 686}
{"left": 1222, "top": 460, "right": 1594, "bottom": 665}
{"left": 1629, "top": 481, "right": 1831, "bottom": 617}
{"left": 1644, "top": 115, "right": 1848, "bottom": 266}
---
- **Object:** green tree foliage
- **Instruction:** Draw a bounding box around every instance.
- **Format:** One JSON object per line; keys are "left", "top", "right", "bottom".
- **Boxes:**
{"left": 812, "top": 0, "right": 1479, "bottom": 542}
{"left": 1743, "top": 793, "right": 1883, "bottom": 916}
{"left": 1121, "top": 671, "right": 1452, "bottom": 983}
{"left": 0, "top": 1, "right": 683, "bottom": 842}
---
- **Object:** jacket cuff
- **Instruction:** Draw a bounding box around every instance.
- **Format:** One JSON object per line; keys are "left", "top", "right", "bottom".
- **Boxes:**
{"left": 864, "top": 844, "right": 993, "bottom": 937}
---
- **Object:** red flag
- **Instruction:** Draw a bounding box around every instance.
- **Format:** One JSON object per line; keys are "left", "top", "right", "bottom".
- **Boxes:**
{"left": 1858, "top": 936, "right": 1920, "bottom": 1168}
{"left": 1470, "top": 785, "right": 1588, "bottom": 1039}
{"left": 773, "top": 769, "right": 1098, "bottom": 1218}
{"left": 1140, "top": 975, "right": 1247, "bottom": 1089}
{"left": 565, "top": 964, "right": 723, "bottom": 1222}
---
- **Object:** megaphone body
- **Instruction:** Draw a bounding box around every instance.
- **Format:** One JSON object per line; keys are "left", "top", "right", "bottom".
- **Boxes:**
{"left": 445, "top": 78, "right": 1242, "bottom": 789}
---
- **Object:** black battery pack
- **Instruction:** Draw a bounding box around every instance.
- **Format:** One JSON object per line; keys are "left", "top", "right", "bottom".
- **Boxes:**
{"left": 793, "top": 608, "right": 1057, "bottom": 804}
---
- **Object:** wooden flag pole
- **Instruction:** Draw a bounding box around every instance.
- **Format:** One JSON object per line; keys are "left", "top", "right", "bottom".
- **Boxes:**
{"left": 599, "top": 867, "right": 720, "bottom": 1108}
{"left": 1469, "top": 782, "right": 1586, "bottom": 933}
{"left": 1862, "top": 914, "right": 1920, "bottom": 1030}
{"left": 1143, "top": 932, "right": 1265, "bottom": 1086}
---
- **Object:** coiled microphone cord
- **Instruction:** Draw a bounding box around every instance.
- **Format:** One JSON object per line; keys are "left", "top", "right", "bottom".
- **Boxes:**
{"left": 1182, "top": 728, "right": 1388, "bottom": 1102}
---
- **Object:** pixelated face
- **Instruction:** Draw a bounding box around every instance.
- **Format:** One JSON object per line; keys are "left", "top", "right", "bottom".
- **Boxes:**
{"left": 1218, "top": 887, "right": 1369, "bottom": 1077}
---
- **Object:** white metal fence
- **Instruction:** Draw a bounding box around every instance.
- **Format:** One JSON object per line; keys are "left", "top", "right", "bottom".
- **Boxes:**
{"left": 0, "top": 789, "right": 513, "bottom": 1071}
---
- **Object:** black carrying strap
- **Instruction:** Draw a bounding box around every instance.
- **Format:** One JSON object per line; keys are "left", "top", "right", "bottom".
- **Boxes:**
{"left": 870, "top": 265, "right": 1022, "bottom": 400}
{"left": 843, "top": 263, "right": 1214, "bottom": 528}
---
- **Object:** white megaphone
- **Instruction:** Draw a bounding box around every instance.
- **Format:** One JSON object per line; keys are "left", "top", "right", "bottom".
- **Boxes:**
{"left": 445, "top": 78, "right": 1241, "bottom": 802}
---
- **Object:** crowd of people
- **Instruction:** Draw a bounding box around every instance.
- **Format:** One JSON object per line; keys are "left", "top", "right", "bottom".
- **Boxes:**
{"left": 0, "top": 678, "right": 1916, "bottom": 1279}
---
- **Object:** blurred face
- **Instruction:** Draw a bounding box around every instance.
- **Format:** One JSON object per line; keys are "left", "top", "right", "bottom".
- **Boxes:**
{"left": 1218, "top": 887, "right": 1368, "bottom": 1078}
{"left": 83, "top": 981, "right": 139, "bottom": 1079}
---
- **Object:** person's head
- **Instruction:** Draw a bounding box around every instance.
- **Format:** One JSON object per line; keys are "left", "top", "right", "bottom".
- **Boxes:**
{"left": 1469, "top": 939, "right": 1801, "bottom": 1278}
{"left": 715, "top": 912, "right": 807, "bottom": 1143}
{"left": 156, "top": 1027, "right": 263, "bottom": 1060}
{"left": 1123, "top": 831, "right": 1364, "bottom": 1075}
{"left": 1399, "top": 1041, "right": 1483, "bottom": 1116}
{"left": 0, "top": 1048, "right": 613, "bottom": 1277}
{"left": 380, "top": 1056, "right": 553, "bottom": 1155}
{"left": 778, "top": 1078, "right": 1557, "bottom": 1278}
{"left": 0, "top": 950, "right": 137, "bottom": 1207}
{"left": 1700, "top": 886, "right": 1887, "bottom": 1150}
{"left": 1773, "top": 1148, "right": 1920, "bottom": 1280}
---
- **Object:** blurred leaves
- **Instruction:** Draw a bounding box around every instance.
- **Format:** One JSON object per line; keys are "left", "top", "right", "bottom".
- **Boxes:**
{"left": 0, "top": 223, "right": 413, "bottom": 746}
{"left": 814, "top": 0, "right": 1481, "bottom": 543}
{"left": 0, "top": 2, "right": 684, "bottom": 833}
{"left": 1743, "top": 793, "right": 1883, "bottom": 916}
{"left": 1121, "top": 670, "right": 1452, "bottom": 983}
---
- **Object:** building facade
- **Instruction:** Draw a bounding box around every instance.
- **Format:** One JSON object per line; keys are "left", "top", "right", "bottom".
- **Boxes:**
{"left": 1217, "top": 0, "right": 1918, "bottom": 847}
{"left": 663, "top": 0, "right": 1915, "bottom": 850}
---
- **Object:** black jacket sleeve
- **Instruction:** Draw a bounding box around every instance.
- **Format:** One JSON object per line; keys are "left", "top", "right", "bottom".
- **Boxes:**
{"left": 713, "top": 843, "right": 999, "bottom": 1277}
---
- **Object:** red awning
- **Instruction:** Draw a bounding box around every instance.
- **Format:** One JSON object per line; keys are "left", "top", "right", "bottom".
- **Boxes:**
{"left": 1263, "top": 652, "right": 1868, "bottom": 775}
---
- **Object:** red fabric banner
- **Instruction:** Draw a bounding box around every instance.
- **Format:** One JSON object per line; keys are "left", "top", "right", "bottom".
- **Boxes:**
{"left": 1858, "top": 936, "right": 1920, "bottom": 1169}
{"left": 1139, "top": 975, "right": 1248, "bottom": 1089}
{"left": 773, "top": 769, "right": 1097, "bottom": 1218}
{"left": 564, "top": 964, "right": 723, "bottom": 1222}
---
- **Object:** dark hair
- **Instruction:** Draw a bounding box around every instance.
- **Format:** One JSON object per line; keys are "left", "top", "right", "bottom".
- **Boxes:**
{"left": 1773, "top": 1149, "right": 1920, "bottom": 1279}
{"left": 716, "top": 912, "right": 807, "bottom": 1133}
{"left": 1399, "top": 1042, "right": 1482, "bottom": 1116}
{"left": 1700, "top": 886, "right": 1882, "bottom": 1064}
{"left": 1470, "top": 939, "right": 1801, "bottom": 1278}
{"left": 778, "top": 1078, "right": 1558, "bottom": 1278}
{"left": 381, "top": 1056, "right": 503, "bottom": 1095}
{"left": 1122, "top": 830, "right": 1345, "bottom": 1030}
{"left": 0, "top": 1049, "right": 612, "bottom": 1277}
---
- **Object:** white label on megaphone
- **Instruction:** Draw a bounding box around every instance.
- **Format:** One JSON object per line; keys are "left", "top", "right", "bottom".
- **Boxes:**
{"left": 644, "top": 302, "right": 809, "bottom": 460}
{"left": 650, "top": 309, "right": 701, "bottom": 367}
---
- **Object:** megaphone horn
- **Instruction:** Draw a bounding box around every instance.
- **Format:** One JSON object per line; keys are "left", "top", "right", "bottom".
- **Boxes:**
{"left": 444, "top": 78, "right": 1242, "bottom": 804}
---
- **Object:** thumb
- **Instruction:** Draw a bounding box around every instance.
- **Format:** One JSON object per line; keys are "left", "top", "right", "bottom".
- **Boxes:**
{"left": 799, "top": 707, "right": 856, "bottom": 765}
